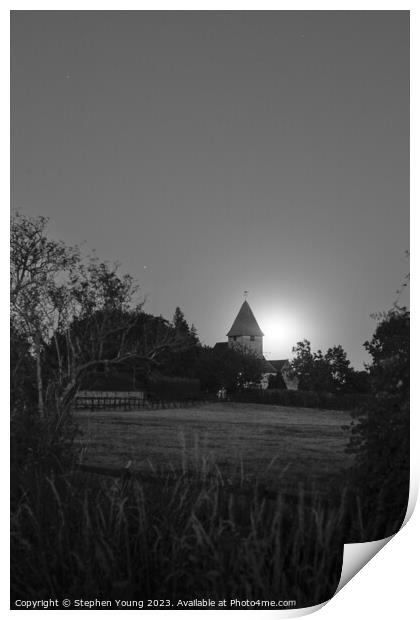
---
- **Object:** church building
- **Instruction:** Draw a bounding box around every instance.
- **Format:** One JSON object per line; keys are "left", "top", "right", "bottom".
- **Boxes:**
{"left": 227, "top": 299, "right": 264, "bottom": 357}
{"left": 215, "top": 297, "right": 298, "bottom": 390}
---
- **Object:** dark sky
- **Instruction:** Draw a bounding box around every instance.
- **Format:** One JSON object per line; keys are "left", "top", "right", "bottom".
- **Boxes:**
{"left": 11, "top": 11, "right": 409, "bottom": 368}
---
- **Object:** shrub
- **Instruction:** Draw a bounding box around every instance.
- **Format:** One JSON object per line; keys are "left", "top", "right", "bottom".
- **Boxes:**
{"left": 80, "top": 368, "right": 143, "bottom": 391}
{"left": 147, "top": 375, "right": 201, "bottom": 401}
{"left": 11, "top": 407, "right": 80, "bottom": 509}
{"left": 346, "top": 307, "right": 409, "bottom": 538}
{"left": 231, "top": 389, "right": 370, "bottom": 411}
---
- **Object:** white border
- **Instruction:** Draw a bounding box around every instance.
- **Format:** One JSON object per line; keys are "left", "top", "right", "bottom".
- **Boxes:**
{"left": 4, "top": 3, "right": 418, "bottom": 619}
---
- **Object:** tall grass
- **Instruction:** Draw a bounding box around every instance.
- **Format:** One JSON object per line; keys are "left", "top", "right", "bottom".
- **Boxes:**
{"left": 11, "top": 443, "right": 396, "bottom": 609}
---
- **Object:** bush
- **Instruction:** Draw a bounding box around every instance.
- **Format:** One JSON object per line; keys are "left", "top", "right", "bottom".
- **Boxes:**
{"left": 10, "top": 326, "right": 38, "bottom": 415}
{"left": 347, "top": 307, "right": 409, "bottom": 538}
{"left": 11, "top": 408, "right": 80, "bottom": 509}
{"left": 80, "top": 368, "right": 143, "bottom": 391}
{"left": 147, "top": 375, "right": 201, "bottom": 401}
{"left": 231, "top": 389, "right": 370, "bottom": 411}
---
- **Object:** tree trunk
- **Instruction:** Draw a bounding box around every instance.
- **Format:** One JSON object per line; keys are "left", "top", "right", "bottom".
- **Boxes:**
{"left": 35, "top": 335, "right": 44, "bottom": 417}
{"left": 59, "top": 379, "right": 80, "bottom": 417}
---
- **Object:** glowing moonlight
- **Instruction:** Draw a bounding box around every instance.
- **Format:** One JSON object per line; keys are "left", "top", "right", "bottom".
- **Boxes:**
{"left": 259, "top": 311, "right": 302, "bottom": 357}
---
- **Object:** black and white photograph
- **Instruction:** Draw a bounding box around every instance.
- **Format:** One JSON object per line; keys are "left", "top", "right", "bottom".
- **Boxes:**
{"left": 10, "top": 9, "right": 410, "bottom": 612}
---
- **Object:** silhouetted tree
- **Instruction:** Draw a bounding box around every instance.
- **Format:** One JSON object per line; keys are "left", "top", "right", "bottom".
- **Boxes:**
{"left": 45, "top": 259, "right": 187, "bottom": 413}
{"left": 11, "top": 213, "right": 188, "bottom": 416}
{"left": 10, "top": 212, "right": 79, "bottom": 416}
{"left": 343, "top": 370, "right": 371, "bottom": 394}
{"left": 195, "top": 346, "right": 263, "bottom": 393}
{"left": 290, "top": 340, "right": 358, "bottom": 393}
{"left": 347, "top": 306, "right": 409, "bottom": 536}
{"left": 10, "top": 323, "right": 37, "bottom": 415}
{"left": 173, "top": 306, "right": 189, "bottom": 336}
{"left": 324, "top": 345, "right": 353, "bottom": 392}
{"left": 172, "top": 307, "right": 199, "bottom": 344}
{"left": 154, "top": 307, "right": 201, "bottom": 378}
{"left": 290, "top": 340, "right": 332, "bottom": 391}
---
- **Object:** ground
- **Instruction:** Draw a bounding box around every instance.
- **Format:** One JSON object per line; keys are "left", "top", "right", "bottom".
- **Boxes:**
{"left": 74, "top": 402, "right": 352, "bottom": 491}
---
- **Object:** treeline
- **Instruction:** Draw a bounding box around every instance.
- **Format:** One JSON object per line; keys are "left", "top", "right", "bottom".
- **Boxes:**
{"left": 10, "top": 212, "right": 266, "bottom": 419}
{"left": 287, "top": 341, "right": 370, "bottom": 394}
{"left": 232, "top": 388, "right": 370, "bottom": 411}
{"left": 347, "top": 306, "right": 410, "bottom": 533}
{"left": 10, "top": 212, "right": 410, "bottom": 603}
{"left": 11, "top": 212, "right": 408, "bottom": 417}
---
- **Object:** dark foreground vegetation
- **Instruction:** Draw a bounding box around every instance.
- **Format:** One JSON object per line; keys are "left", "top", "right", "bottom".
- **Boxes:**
{"left": 232, "top": 388, "right": 370, "bottom": 411}
{"left": 10, "top": 213, "right": 409, "bottom": 608}
{"left": 10, "top": 421, "right": 404, "bottom": 609}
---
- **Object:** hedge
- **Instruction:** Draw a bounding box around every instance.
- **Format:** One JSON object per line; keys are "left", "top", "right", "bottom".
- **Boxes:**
{"left": 231, "top": 388, "right": 371, "bottom": 411}
{"left": 147, "top": 376, "right": 201, "bottom": 401}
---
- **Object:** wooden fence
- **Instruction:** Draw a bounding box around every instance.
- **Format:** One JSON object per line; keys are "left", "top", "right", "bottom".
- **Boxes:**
{"left": 73, "top": 395, "right": 210, "bottom": 411}
{"left": 74, "top": 396, "right": 146, "bottom": 411}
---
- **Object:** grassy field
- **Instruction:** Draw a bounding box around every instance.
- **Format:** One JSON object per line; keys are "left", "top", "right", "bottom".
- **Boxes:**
{"left": 13, "top": 402, "right": 360, "bottom": 607}
{"left": 75, "top": 402, "right": 353, "bottom": 491}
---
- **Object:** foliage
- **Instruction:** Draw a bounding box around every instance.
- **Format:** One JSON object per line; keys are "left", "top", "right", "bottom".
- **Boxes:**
{"left": 157, "top": 307, "right": 201, "bottom": 378}
{"left": 10, "top": 212, "right": 79, "bottom": 316}
{"left": 290, "top": 340, "right": 362, "bottom": 393}
{"left": 12, "top": 458, "right": 350, "bottom": 608}
{"left": 10, "top": 323, "right": 37, "bottom": 414}
{"left": 341, "top": 370, "right": 370, "bottom": 394}
{"left": 34, "top": 259, "right": 144, "bottom": 415}
{"left": 11, "top": 213, "right": 189, "bottom": 418}
{"left": 347, "top": 306, "right": 410, "bottom": 535}
{"left": 232, "top": 388, "right": 370, "bottom": 411}
{"left": 147, "top": 375, "right": 201, "bottom": 401}
{"left": 267, "top": 371, "right": 287, "bottom": 390}
{"left": 10, "top": 212, "right": 79, "bottom": 415}
{"left": 10, "top": 216, "right": 81, "bottom": 503}
{"left": 172, "top": 306, "right": 199, "bottom": 345}
{"left": 194, "top": 346, "right": 264, "bottom": 393}
{"left": 11, "top": 406, "right": 80, "bottom": 510}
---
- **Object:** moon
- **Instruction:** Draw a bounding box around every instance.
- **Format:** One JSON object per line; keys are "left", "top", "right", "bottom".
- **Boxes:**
{"left": 259, "top": 311, "right": 303, "bottom": 357}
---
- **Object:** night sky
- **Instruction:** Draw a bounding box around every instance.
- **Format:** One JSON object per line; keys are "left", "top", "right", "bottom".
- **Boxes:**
{"left": 11, "top": 11, "right": 409, "bottom": 368}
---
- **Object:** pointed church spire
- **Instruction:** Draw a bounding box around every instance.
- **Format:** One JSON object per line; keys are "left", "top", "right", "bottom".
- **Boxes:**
{"left": 227, "top": 300, "right": 264, "bottom": 337}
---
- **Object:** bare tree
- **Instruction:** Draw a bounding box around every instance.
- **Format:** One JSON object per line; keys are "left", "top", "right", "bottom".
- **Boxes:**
{"left": 49, "top": 258, "right": 185, "bottom": 414}
{"left": 10, "top": 213, "right": 79, "bottom": 416}
{"left": 11, "top": 213, "right": 187, "bottom": 418}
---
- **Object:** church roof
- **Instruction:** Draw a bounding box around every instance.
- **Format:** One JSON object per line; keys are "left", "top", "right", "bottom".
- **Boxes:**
{"left": 262, "top": 359, "right": 277, "bottom": 373}
{"left": 226, "top": 300, "right": 264, "bottom": 337}
{"left": 268, "top": 359, "right": 289, "bottom": 372}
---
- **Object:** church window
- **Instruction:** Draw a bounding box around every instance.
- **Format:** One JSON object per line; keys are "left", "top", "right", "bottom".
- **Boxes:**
{"left": 250, "top": 336, "right": 255, "bottom": 341}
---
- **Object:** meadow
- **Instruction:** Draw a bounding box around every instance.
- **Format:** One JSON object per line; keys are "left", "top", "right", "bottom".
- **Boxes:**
{"left": 12, "top": 402, "right": 375, "bottom": 609}
{"left": 75, "top": 402, "right": 353, "bottom": 491}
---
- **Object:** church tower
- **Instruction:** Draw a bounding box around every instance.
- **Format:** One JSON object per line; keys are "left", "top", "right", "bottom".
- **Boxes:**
{"left": 227, "top": 299, "right": 264, "bottom": 357}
